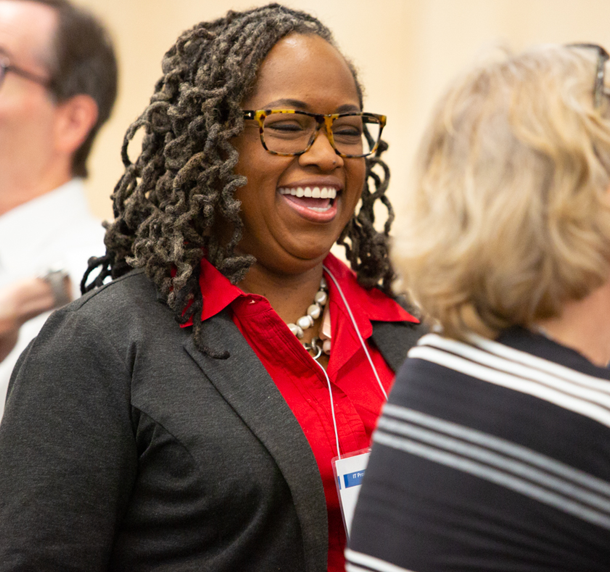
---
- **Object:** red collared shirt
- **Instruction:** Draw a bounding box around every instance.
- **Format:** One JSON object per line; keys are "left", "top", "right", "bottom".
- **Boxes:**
{"left": 182, "top": 253, "right": 416, "bottom": 571}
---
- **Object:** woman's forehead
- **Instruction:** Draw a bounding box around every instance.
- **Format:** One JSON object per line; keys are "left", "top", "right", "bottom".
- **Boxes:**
{"left": 243, "top": 33, "right": 360, "bottom": 112}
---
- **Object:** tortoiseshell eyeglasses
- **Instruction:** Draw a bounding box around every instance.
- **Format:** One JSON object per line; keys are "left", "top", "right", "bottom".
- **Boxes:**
{"left": 242, "top": 109, "right": 387, "bottom": 158}
{"left": 567, "top": 43, "right": 610, "bottom": 109}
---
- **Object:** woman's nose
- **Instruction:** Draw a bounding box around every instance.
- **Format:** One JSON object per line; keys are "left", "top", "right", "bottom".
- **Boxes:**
{"left": 299, "top": 128, "right": 344, "bottom": 171}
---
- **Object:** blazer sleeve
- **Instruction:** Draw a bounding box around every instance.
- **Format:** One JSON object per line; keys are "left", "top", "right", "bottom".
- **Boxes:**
{"left": 0, "top": 307, "right": 137, "bottom": 572}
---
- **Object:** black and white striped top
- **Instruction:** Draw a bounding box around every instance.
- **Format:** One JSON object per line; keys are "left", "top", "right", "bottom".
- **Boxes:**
{"left": 347, "top": 327, "right": 610, "bottom": 571}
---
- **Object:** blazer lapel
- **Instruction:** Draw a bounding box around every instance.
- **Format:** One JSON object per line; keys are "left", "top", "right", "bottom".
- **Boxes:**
{"left": 371, "top": 320, "right": 426, "bottom": 372}
{"left": 183, "top": 309, "right": 328, "bottom": 572}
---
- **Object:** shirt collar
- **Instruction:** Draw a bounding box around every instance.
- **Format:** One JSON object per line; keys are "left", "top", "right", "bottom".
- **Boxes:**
{"left": 179, "top": 257, "right": 244, "bottom": 327}
{"left": 198, "top": 258, "right": 244, "bottom": 321}
{"left": 182, "top": 252, "right": 417, "bottom": 327}
{"left": 322, "top": 253, "right": 417, "bottom": 324}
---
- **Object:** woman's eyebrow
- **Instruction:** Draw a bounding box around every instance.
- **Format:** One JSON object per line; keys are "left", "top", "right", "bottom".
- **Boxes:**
{"left": 336, "top": 104, "right": 361, "bottom": 113}
{"left": 258, "top": 98, "right": 310, "bottom": 109}
{"left": 257, "top": 99, "right": 361, "bottom": 113}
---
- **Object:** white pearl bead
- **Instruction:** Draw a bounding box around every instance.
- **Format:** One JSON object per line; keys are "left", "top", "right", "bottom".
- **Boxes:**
{"left": 320, "top": 276, "right": 328, "bottom": 289}
{"left": 288, "top": 323, "right": 304, "bottom": 338}
{"left": 323, "top": 339, "right": 331, "bottom": 354}
{"left": 307, "top": 304, "right": 321, "bottom": 320}
{"left": 314, "top": 290, "right": 327, "bottom": 306}
{"left": 297, "top": 315, "right": 314, "bottom": 330}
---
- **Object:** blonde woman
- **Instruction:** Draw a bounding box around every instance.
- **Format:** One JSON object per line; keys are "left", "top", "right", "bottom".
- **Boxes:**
{"left": 347, "top": 44, "right": 610, "bottom": 571}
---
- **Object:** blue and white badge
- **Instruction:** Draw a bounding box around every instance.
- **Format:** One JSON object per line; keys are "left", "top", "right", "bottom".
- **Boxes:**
{"left": 332, "top": 448, "right": 370, "bottom": 538}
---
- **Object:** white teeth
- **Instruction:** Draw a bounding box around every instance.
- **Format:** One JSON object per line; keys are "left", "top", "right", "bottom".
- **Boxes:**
{"left": 278, "top": 187, "right": 338, "bottom": 199}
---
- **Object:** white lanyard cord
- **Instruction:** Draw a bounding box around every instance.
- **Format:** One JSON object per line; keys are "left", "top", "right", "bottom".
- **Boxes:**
{"left": 314, "top": 359, "right": 342, "bottom": 460}
{"left": 322, "top": 265, "right": 388, "bottom": 400}
{"left": 314, "top": 265, "right": 389, "bottom": 460}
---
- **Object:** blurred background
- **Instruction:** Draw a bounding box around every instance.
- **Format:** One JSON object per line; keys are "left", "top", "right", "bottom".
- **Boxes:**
{"left": 77, "top": 0, "right": 610, "bottom": 224}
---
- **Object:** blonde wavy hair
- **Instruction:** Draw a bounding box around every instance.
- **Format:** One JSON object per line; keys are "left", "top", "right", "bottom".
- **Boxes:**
{"left": 393, "top": 44, "right": 610, "bottom": 340}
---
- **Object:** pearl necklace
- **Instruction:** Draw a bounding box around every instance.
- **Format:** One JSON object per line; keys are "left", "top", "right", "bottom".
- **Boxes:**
{"left": 287, "top": 276, "right": 331, "bottom": 360}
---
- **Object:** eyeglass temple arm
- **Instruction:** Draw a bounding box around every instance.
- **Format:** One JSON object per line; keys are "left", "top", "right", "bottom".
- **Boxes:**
{"left": 0, "top": 58, "right": 49, "bottom": 87}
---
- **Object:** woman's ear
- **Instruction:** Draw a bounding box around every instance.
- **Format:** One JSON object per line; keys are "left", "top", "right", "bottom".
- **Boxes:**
{"left": 53, "top": 94, "right": 99, "bottom": 155}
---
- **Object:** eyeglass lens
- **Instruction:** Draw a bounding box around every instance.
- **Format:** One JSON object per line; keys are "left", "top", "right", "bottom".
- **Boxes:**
{"left": 261, "top": 113, "right": 382, "bottom": 156}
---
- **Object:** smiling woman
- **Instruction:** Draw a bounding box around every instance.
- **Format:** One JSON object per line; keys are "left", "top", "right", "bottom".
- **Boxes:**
{"left": 0, "top": 5, "right": 422, "bottom": 572}
{"left": 232, "top": 34, "right": 367, "bottom": 279}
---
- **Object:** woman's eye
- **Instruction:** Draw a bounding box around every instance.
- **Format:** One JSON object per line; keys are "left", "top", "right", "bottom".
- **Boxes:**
{"left": 265, "top": 121, "right": 305, "bottom": 132}
{"left": 334, "top": 125, "right": 362, "bottom": 138}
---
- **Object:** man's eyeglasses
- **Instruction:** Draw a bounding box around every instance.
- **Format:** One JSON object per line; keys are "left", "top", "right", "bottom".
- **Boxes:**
{"left": 242, "top": 109, "right": 387, "bottom": 158}
{"left": 567, "top": 43, "right": 610, "bottom": 109}
{"left": 0, "top": 55, "right": 50, "bottom": 90}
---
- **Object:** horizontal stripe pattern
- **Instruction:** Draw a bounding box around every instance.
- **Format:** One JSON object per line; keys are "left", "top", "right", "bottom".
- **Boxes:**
{"left": 383, "top": 404, "right": 610, "bottom": 498}
{"left": 375, "top": 404, "right": 610, "bottom": 530}
{"left": 345, "top": 548, "right": 416, "bottom": 572}
{"left": 408, "top": 333, "right": 610, "bottom": 429}
{"left": 468, "top": 333, "right": 610, "bottom": 394}
{"left": 348, "top": 331, "right": 610, "bottom": 570}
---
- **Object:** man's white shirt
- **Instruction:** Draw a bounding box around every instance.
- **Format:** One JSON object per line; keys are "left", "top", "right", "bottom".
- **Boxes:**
{"left": 0, "top": 179, "right": 105, "bottom": 419}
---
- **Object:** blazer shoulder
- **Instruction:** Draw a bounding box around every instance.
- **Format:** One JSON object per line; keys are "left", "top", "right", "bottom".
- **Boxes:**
{"left": 51, "top": 270, "right": 177, "bottom": 348}
{"left": 66, "top": 270, "right": 158, "bottom": 315}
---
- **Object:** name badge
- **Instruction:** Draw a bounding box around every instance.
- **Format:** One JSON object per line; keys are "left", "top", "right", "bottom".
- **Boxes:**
{"left": 332, "top": 448, "right": 370, "bottom": 538}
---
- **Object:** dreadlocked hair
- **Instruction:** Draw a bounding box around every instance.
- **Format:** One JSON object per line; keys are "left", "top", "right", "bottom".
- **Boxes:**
{"left": 83, "top": 3, "right": 396, "bottom": 357}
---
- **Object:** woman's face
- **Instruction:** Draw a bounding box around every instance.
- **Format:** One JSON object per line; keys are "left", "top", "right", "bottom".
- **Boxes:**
{"left": 232, "top": 33, "right": 366, "bottom": 276}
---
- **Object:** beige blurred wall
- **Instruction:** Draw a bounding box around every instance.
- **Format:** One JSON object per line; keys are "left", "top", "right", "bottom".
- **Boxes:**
{"left": 76, "top": 0, "right": 610, "bottom": 225}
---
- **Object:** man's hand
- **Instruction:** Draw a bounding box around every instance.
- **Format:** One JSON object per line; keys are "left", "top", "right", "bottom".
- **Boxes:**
{"left": 0, "top": 275, "right": 72, "bottom": 362}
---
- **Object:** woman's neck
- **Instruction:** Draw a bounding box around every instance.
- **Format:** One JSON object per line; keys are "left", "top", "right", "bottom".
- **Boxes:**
{"left": 238, "top": 262, "right": 326, "bottom": 326}
{"left": 533, "top": 280, "right": 610, "bottom": 368}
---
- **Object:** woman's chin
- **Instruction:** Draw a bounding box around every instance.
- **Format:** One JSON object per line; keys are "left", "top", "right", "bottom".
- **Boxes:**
{"left": 246, "top": 245, "right": 333, "bottom": 277}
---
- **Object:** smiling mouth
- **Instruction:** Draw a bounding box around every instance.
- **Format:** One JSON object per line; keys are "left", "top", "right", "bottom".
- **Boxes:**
{"left": 278, "top": 186, "right": 338, "bottom": 213}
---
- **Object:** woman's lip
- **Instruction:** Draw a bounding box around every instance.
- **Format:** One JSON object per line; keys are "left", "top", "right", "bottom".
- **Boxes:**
{"left": 278, "top": 189, "right": 339, "bottom": 222}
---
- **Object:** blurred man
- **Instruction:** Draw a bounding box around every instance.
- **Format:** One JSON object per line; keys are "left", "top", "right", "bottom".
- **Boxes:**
{"left": 0, "top": 0, "right": 117, "bottom": 418}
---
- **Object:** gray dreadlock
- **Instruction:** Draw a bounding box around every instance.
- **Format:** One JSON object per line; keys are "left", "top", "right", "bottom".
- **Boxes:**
{"left": 83, "top": 3, "right": 396, "bottom": 356}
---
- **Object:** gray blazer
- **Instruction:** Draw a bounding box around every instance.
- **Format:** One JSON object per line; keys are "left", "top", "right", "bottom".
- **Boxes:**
{"left": 0, "top": 270, "right": 422, "bottom": 572}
